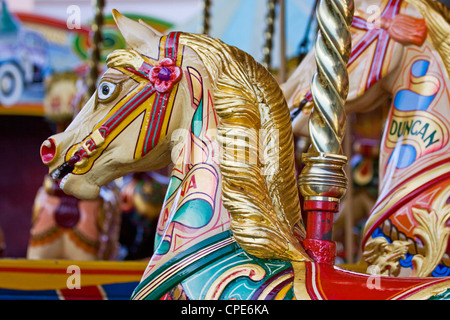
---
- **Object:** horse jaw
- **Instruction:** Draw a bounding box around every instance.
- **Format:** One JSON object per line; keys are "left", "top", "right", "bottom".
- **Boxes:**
{"left": 112, "top": 9, "right": 161, "bottom": 59}
{"left": 59, "top": 173, "right": 101, "bottom": 200}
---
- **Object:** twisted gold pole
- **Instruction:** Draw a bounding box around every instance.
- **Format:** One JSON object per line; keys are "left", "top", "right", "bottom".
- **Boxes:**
{"left": 298, "top": 0, "right": 354, "bottom": 204}
{"left": 297, "top": 0, "right": 354, "bottom": 263}
{"left": 87, "top": 0, "right": 105, "bottom": 97}
{"left": 262, "top": 0, "right": 277, "bottom": 69}
{"left": 200, "top": 0, "right": 211, "bottom": 35}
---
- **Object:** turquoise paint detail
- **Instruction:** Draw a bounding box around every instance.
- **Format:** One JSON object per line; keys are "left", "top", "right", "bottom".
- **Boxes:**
{"left": 429, "top": 288, "right": 450, "bottom": 300}
{"left": 191, "top": 99, "right": 203, "bottom": 137}
{"left": 153, "top": 233, "right": 162, "bottom": 252}
{"left": 154, "top": 176, "right": 182, "bottom": 251}
{"left": 173, "top": 199, "right": 212, "bottom": 228}
{"left": 131, "top": 231, "right": 236, "bottom": 300}
{"left": 132, "top": 229, "right": 294, "bottom": 300}
{"left": 154, "top": 240, "right": 171, "bottom": 255}
{"left": 165, "top": 176, "right": 182, "bottom": 201}
{"left": 153, "top": 198, "right": 212, "bottom": 254}
{"left": 182, "top": 249, "right": 292, "bottom": 300}
{"left": 284, "top": 285, "right": 295, "bottom": 300}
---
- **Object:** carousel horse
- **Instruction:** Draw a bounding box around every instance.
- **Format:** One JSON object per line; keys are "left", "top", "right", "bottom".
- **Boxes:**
{"left": 118, "top": 171, "right": 168, "bottom": 260}
{"left": 28, "top": 71, "right": 121, "bottom": 260}
{"left": 39, "top": 10, "right": 450, "bottom": 299}
{"left": 283, "top": 0, "right": 450, "bottom": 277}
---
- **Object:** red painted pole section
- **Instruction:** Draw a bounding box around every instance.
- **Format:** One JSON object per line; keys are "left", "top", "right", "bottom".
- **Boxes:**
{"left": 303, "top": 200, "right": 339, "bottom": 264}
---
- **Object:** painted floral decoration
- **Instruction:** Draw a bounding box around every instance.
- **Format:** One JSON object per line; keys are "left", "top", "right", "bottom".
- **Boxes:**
{"left": 149, "top": 58, "right": 182, "bottom": 93}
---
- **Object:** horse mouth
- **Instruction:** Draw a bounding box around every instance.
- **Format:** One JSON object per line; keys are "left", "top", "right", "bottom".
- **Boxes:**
{"left": 50, "top": 161, "right": 75, "bottom": 188}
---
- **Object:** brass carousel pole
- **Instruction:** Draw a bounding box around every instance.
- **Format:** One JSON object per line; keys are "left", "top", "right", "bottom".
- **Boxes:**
{"left": 262, "top": 0, "right": 277, "bottom": 70}
{"left": 200, "top": 0, "right": 211, "bottom": 35}
{"left": 298, "top": 0, "right": 354, "bottom": 264}
{"left": 279, "top": 0, "right": 287, "bottom": 82}
{"left": 87, "top": 0, "right": 105, "bottom": 97}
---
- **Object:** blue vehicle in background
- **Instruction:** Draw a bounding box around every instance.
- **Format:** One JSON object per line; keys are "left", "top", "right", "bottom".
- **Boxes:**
{"left": 0, "top": 1, "right": 50, "bottom": 106}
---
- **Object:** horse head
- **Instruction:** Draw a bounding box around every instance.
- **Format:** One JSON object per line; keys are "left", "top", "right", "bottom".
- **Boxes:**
{"left": 40, "top": 10, "right": 310, "bottom": 265}
{"left": 39, "top": 10, "right": 198, "bottom": 200}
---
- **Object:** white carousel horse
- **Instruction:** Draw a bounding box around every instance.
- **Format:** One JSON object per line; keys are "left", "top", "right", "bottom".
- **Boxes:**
{"left": 38, "top": 10, "right": 450, "bottom": 299}
{"left": 283, "top": 0, "right": 450, "bottom": 277}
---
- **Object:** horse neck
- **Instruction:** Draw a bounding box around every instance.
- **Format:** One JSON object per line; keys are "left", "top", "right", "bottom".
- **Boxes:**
{"left": 377, "top": 39, "right": 450, "bottom": 197}
{"left": 342, "top": 0, "right": 449, "bottom": 195}
{"left": 347, "top": 0, "right": 424, "bottom": 105}
{"left": 141, "top": 85, "right": 231, "bottom": 279}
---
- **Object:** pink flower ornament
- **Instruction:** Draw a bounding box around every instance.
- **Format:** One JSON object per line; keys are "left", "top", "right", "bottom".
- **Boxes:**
{"left": 149, "top": 58, "right": 182, "bottom": 93}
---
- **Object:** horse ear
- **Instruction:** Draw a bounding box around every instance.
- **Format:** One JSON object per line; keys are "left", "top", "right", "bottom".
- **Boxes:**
{"left": 112, "top": 9, "right": 161, "bottom": 59}
{"left": 138, "top": 19, "right": 163, "bottom": 37}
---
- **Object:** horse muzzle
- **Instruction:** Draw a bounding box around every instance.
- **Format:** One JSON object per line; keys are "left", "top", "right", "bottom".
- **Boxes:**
{"left": 40, "top": 137, "right": 78, "bottom": 184}
{"left": 40, "top": 138, "right": 57, "bottom": 165}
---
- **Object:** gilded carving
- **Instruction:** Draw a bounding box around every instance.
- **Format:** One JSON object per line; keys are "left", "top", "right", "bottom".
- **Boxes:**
{"left": 411, "top": 186, "right": 450, "bottom": 277}
{"left": 363, "top": 237, "right": 410, "bottom": 276}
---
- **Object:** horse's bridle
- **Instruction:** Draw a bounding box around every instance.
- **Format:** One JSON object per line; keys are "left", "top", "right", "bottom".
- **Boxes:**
{"left": 52, "top": 32, "right": 183, "bottom": 181}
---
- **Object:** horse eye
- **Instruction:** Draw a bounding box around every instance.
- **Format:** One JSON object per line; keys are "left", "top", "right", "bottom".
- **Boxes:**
{"left": 97, "top": 81, "right": 117, "bottom": 101}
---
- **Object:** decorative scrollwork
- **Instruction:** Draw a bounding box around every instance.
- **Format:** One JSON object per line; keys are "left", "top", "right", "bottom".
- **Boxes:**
{"left": 205, "top": 264, "right": 266, "bottom": 300}
{"left": 411, "top": 186, "right": 450, "bottom": 277}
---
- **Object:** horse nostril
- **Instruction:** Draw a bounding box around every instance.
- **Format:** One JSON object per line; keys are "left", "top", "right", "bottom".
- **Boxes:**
{"left": 41, "top": 138, "right": 57, "bottom": 164}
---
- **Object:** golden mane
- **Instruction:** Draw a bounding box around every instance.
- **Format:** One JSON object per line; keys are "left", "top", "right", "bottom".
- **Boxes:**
{"left": 408, "top": 0, "right": 450, "bottom": 76}
{"left": 179, "top": 33, "right": 309, "bottom": 261}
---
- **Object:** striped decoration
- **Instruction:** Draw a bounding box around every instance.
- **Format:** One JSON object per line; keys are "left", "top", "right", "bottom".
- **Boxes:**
{"left": 132, "top": 231, "right": 237, "bottom": 300}
{"left": 303, "top": 0, "right": 403, "bottom": 103}
{"left": 0, "top": 282, "right": 139, "bottom": 300}
{"left": 0, "top": 259, "right": 147, "bottom": 300}
{"left": 132, "top": 229, "right": 298, "bottom": 300}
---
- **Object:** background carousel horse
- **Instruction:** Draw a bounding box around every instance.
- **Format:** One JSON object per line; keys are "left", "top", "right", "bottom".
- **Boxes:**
{"left": 38, "top": 10, "right": 450, "bottom": 300}
{"left": 27, "top": 71, "right": 122, "bottom": 260}
{"left": 335, "top": 136, "right": 381, "bottom": 261}
{"left": 283, "top": 0, "right": 450, "bottom": 277}
{"left": 118, "top": 171, "right": 168, "bottom": 260}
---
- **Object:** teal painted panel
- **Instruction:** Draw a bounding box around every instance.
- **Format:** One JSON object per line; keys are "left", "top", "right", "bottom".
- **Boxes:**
{"left": 173, "top": 199, "right": 213, "bottom": 228}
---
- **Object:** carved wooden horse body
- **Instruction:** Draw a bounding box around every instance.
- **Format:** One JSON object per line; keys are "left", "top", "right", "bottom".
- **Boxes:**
{"left": 283, "top": 0, "right": 450, "bottom": 277}
{"left": 39, "top": 11, "right": 450, "bottom": 299}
